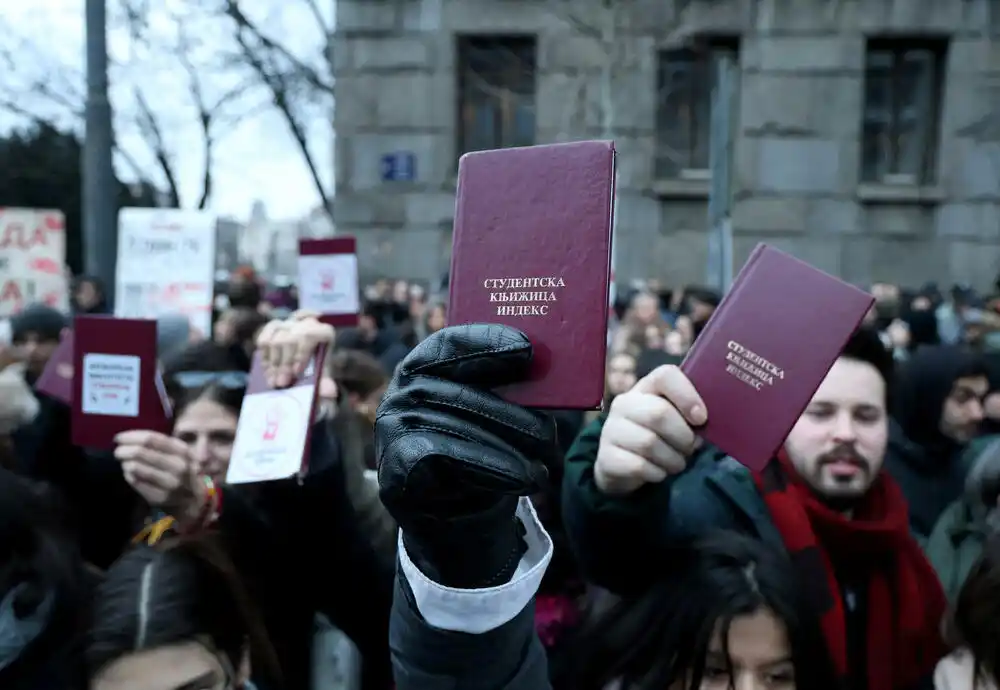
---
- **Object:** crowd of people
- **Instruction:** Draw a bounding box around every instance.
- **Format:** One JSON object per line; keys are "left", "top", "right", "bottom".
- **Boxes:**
{"left": 2, "top": 267, "right": 1000, "bottom": 689}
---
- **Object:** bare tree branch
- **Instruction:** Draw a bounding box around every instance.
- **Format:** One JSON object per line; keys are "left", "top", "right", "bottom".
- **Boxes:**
{"left": 132, "top": 87, "right": 183, "bottom": 206}
{"left": 223, "top": 0, "right": 334, "bottom": 96}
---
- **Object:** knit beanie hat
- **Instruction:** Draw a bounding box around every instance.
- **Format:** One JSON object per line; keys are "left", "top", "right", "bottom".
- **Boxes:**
{"left": 10, "top": 305, "right": 67, "bottom": 343}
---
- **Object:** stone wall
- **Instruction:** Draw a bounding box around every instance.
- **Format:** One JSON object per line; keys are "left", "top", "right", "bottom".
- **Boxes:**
{"left": 333, "top": 0, "right": 1000, "bottom": 290}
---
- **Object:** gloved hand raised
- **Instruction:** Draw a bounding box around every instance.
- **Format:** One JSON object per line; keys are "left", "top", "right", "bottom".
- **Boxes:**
{"left": 376, "top": 324, "right": 557, "bottom": 588}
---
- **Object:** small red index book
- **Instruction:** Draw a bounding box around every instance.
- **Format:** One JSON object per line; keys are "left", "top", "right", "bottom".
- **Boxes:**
{"left": 680, "top": 244, "right": 875, "bottom": 471}
{"left": 71, "top": 316, "right": 169, "bottom": 449}
{"left": 298, "top": 237, "right": 360, "bottom": 327}
{"left": 35, "top": 329, "right": 74, "bottom": 405}
{"left": 447, "top": 141, "right": 616, "bottom": 409}
{"left": 226, "top": 346, "right": 327, "bottom": 484}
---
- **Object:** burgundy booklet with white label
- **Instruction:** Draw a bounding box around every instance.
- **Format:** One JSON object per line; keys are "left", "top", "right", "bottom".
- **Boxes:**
{"left": 225, "top": 346, "right": 327, "bottom": 484}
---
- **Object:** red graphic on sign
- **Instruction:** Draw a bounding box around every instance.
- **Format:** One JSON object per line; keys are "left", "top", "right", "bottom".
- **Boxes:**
{"left": 319, "top": 272, "right": 335, "bottom": 291}
{"left": 29, "top": 257, "right": 61, "bottom": 275}
{"left": 262, "top": 407, "right": 282, "bottom": 441}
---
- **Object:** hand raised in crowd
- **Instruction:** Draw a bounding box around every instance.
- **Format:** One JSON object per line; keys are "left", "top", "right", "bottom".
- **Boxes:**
{"left": 376, "top": 324, "right": 558, "bottom": 588}
{"left": 0, "top": 344, "right": 22, "bottom": 372}
{"left": 113, "top": 430, "right": 203, "bottom": 523}
{"left": 595, "top": 364, "right": 707, "bottom": 496}
{"left": 256, "top": 310, "right": 335, "bottom": 387}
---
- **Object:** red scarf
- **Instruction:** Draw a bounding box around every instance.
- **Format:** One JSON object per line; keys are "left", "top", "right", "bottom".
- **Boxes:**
{"left": 753, "top": 450, "right": 948, "bottom": 690}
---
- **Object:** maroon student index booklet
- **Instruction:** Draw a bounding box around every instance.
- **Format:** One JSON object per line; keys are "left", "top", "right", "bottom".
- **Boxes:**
{"left": 680, "top": 244, "right": 875, "bottom": 471}
{"left": 447, "top": 141, "right": 616, "bottom": 409}
{"left": 71, "top": 316, "right": 170, "bottom": 450}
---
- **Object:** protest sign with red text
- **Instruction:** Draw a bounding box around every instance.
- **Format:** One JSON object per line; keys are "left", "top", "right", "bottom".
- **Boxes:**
{"left": 0, "top": 208, "right": 69, "bottom": 317}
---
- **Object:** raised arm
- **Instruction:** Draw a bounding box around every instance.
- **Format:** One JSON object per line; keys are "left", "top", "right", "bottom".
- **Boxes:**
{"left": 376, "top": 325, "right": 559, "bottom": 690}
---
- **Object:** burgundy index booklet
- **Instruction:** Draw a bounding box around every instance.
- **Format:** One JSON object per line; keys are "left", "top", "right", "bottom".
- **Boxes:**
{"left": 35, "top": 329, "right": 74, "bottom": 405}
{"left": 71, "top": 316, "right": 169, "bottom": 450}
{"left": 680, "top": 244, "right": 875, "bottom": 471}
{"left": 447, "top": 140, "right": 616, "bottom": 409}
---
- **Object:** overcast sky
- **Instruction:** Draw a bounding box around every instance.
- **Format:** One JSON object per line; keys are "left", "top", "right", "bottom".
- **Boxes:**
{"left": 1, "top": 0, "right": 334, "bottom": 221}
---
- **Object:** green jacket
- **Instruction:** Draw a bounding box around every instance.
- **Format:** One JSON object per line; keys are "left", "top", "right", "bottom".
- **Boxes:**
{"left": 561, "top": 415, "right": 783, "bottom": 595}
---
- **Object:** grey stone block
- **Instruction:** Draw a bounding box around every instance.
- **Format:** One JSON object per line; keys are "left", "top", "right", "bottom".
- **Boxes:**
{"left": 744, "top": 36, "right": 864, "bottom": 73}
{"left": 862, "top": 205, "right": 933, "bottom": 237}
{"left": 740, "top": 73, "right": 862, "bottom": 139}
{"left": 404, "top": 192, "right": 455, "bottom": 226}
{"left": 936, "top": 203, "right": 1000, "bottom": 241}
{"left": 351, "top": 36, "right": 436, "bottom": 71}
{"left": 752, "top": 137, "right": 846, "bottom": 194}
{"left": 733, "top": 196, "right": 808, "bottom": 234}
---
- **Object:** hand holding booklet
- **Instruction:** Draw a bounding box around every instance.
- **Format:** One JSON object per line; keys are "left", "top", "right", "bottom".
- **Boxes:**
{"left": 680, "top": 244, "right": 875, "bottom": 471}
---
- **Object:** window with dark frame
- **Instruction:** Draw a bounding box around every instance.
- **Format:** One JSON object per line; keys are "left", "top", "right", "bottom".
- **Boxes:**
{"left": 456, "top": 35, "right": 537, "bottom": 157}
{"left": 654, "top": 39, "right": 739, "bottom": 179}
{"left": 861, "top": 38, "right": 947, "bottom": 185}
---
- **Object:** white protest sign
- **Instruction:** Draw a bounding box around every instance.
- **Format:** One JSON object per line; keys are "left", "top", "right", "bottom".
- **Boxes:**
{"left": 0, "top": 208, "right": 69, "bottom": 317}
{"left": 115, "top": 208, "right": 217, "bottom": 339}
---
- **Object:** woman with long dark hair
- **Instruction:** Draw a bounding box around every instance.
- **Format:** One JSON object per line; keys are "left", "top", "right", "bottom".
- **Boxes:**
{"left": 114, "top": 336, "right": 394, "bottom": 690}
{"left": 87, "top": 536, "right": 279, "bottom": 690}
{"left": 937, "top": 532, "right": 1000, "bottom": 689}
{"left": 557, "top": 532, "right": 837, "bottom": 689}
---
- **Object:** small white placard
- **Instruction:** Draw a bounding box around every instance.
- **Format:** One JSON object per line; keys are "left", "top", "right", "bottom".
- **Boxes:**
{"left": 81, "top": 353, "right": 141, "bottom": 417}
{"left": 298, "top": 253, "right": 360, "bottom": 316}
{"left": 226, "top": 384, "right": 315, "bottom": 484}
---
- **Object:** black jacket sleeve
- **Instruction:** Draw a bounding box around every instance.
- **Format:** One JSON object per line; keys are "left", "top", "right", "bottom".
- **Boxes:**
{"left": 224, "top": 422, "right": 393, "bottom": 690}
{"left": 390, "top": 571, "right": 551, "bottom": 690}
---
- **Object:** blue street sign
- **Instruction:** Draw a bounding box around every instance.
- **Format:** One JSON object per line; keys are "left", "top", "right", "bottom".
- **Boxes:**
{"left": 380, "top": 152, "right": 417, "bottom": 182}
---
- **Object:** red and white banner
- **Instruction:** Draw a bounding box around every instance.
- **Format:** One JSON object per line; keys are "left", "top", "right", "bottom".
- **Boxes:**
{"left": 0, "top": 208, "right": 68, "bottom": 317}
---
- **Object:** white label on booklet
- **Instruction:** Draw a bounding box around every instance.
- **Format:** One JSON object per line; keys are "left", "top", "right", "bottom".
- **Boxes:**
{"left": 226, "top": 385, "right": 315, "bottom": 484}
{"left": 81, "top": 353, "right": 141, "bottom": 417}
{"left": 298, "top": 253, "right": 360, "bottom": 316}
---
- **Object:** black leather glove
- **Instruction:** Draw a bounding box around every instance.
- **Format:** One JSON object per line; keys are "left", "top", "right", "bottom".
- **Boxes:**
{"left": 376, "top": 324, "right": 557, "bottom": 589}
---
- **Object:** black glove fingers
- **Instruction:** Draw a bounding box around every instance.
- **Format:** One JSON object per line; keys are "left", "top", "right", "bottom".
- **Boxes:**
{"left": 377, "top": 408, "right": 546, "bottom": 487}
{"left": 386, "top": 378, "right": 554, "bottom": 458}
{"left": 398, "top": 324, "right": 533, "bottom": 388}
{"left": 377, "top": 427, "right": 546, "bottom": 503}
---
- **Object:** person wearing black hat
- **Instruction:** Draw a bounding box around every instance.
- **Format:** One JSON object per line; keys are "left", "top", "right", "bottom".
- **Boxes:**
{"left": 10, "top": 305, "right": 66, "bottom": 385}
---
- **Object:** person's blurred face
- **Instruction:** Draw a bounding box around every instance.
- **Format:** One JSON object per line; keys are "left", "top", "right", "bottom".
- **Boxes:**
{"left": 675, "top": 315, "right": 694, "bottom": 344}
{"left": 689, "top": 298, "right": 715, "bottom": 324}
{"left": 785, "top": 357, "right": 888, "bottom": 504}
{"left": 392, "top": 280, "right": 409, "bottom": 303}
{"left": 632, "top": 294, "right": 659, "bottom": 324}
{"left": 911, "top": 295, "right": 932, "bottom": 311}
{"left": 351, "top": 385, "right": 387, "bottom": 425}
{"left": 644, "top": 324, "right": 664, "bottom": 350}
{"left": 606, "top": 353, "right": 636, "bottom": 396}
{"left": 665, "top": 329, "right": 686, "bottom": 355}
{"left": 427, "top": 305, "right": 447, "bottom": 334}
{"left": 172, "top": 398, "right": 238, "bottom": 481}
{"left": 676, "top": 608, "right": 794, "bottom": 690}
{"left": 213, "top": 311, "right": 237, "bottom": 344}
{"left": 75, "top": 281, "right": 100, "bottom": 309}
{"left": 940, "top": 375, "right": 988, "bottom": 444}
{"left": 90, "top": 639, "right": 246, "bottom": 690}
{"left": 14, "top": 331, "right": 60, "bottom": 377}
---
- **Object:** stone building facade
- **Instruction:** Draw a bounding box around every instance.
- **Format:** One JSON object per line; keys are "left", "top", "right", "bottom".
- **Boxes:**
{"left": 333, "top": 0, "right": 1000, "bottom": 291}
